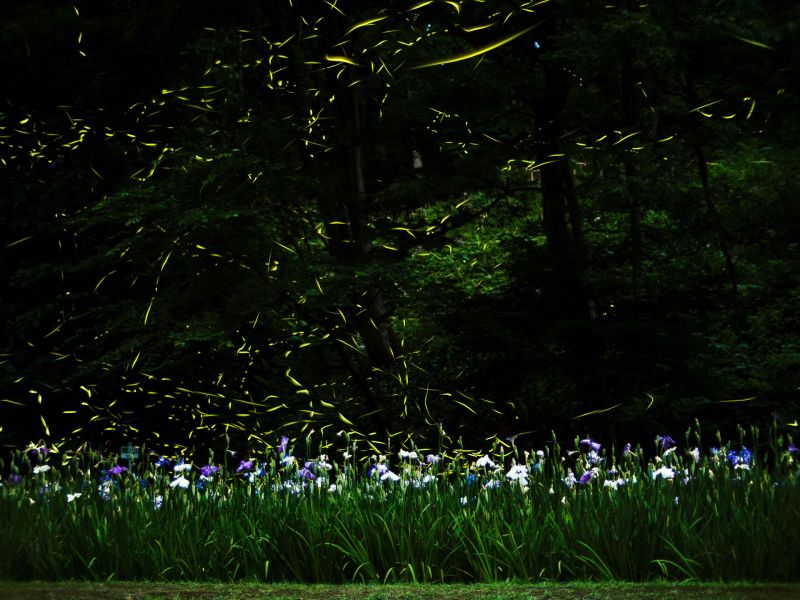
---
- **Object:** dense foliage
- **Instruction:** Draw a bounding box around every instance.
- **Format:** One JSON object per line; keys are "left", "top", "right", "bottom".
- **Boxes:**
{"left": 1, "top": 1, "right": 799, "bottom": 456}
{"left": 2, "top": 425, "right": 799, "bottom": 582}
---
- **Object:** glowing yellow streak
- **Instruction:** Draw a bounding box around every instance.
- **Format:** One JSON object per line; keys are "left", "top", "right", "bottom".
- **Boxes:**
{"left": 716, "top": 396, "right": 756, "bottom": 403}
{"left": 730, "top": 35, "right": 774, "bottom": 50}
{"left": 275, "top": 242, "right": 297, "bottom": 254}
{"left": 143, "top": 297, "right": 155, "bottom": 325}
{"left": 42, "top": 323, "right": 63, "bottom": 338}
{"left": 572, "top": 403, "right": 622, "bottom": 420}
{"left": 445, "top": 1, "right": 461, "bottom": 14}
{"left": 410, "top": 22, "right": 542, "bottom": 69}
{"left": 93, "top": 270, "right": 116, "bottom": 293}
{"left": 746, "top": 99, "right": 755, "bottom": 119}
{"left": 645, "top": 393, "right": 654, "bottom": 410}
{"left": 344, "top": 16, "right": 388, "bottom": 36}
{"left": 409, "top": 0, "right": 434, "bottom": 9}
{"left": 612, "top": 131, "right": 639, "bottom": 145}
{"left": 689, "top": 99, "right": 723, "bottom": 113}
{"left": 324, "top": 55, "right": 359, "bottom": 66}
{"left": 657, "top": 135, "right": 674, "bottom": 142}
{"left": 462, "top": 22, "right": 496, "bottom": 32}
{"left": 286, "top": 369, "right": 303, "bottom": 387}
{"left": 5, "top": 235, "right": 34, "bottom": 248}
{"left": 452, "top": 399, "right": 476, "bottom": 414}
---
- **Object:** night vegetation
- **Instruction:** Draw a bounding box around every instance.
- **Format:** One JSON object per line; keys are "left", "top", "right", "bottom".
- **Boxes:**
{"left": 0, "top": 0, "right": 799, "bottom": 586}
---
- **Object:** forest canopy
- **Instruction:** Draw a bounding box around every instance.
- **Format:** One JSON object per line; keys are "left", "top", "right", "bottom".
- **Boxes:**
{"left": 1, "top": 0, "right": 798, "bottom": 457}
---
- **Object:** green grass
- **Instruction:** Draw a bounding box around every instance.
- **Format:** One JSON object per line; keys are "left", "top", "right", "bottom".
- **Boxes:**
{"left": 1, "top": 425, "right": 798, "bottom": 584}
{"left": 2, "top": 581, "right": 800, "bottom": 600}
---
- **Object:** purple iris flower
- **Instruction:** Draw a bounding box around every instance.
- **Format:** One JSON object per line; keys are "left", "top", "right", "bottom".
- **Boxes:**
{"left": 237, "top": 459, "right": 254, "bottom": 473}
{"left": 155, "top": 456, "right": 171, "bottom": 468}
{"left": 367, "top": 463, "right": 388, "bottom": 478}
{"left": 579, "top": 471, "right": 594, "bottom": 485}
{"left": 6, "top": 474, "right": 22, "bottom": 486}
{"left": 109, "top": 465, "right": 128, "bottom": 475}
{"left": 29, "top": 446, "right": 50, "bottom": 456}
{"left": 579, "top": 438, "right": 601, "bottom": 453}
{"left": 657, "top": 435, "right": 676, "bottom": 450}
{"left": 278, "top": 436, "right": 289, "bottom": 454}
{"left": 608, "top": 468, "right": 618, "bottom": 477}
{"left": 623, "top": 443, "right": 632, "bottom": 455}
{"left": 788, "top": 444, "right": 798, "bottom": 454}
{"left": 298, "top": 466, "right": 315, "bottom": 480}
{"left": 200, "top": 465, "right": 220, "bottom": 477}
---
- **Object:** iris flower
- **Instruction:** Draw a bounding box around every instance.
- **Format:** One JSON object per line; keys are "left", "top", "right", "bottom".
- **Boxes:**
{"left": 657, "top": 435, "right": 676, "bottom": 450}
{"left": 652, "top": 466, "right": 676, "bottom": 480}
{"left": 174, "top": 462, "right": 192, "bottom": 473}
{"left": 603, "top": 478, "right": 625, "bottom": 490}
{"left": 278, "top": 436, "right": 289, "bottom": 454}
{"left": 586, "top": 450, "right": 603, "bottom": 465}
{"left": 380, "top": 470, "right": 400, "bottom": 482}
{"left": 580, "top": 438, "right": 601, "bottom": 453}
{"left": 426, "top": 454, "right": 441, "bottom": 464}
{"left": 200, "top": 465, "right": 219, "bottom": 477}
{"left": 564, "top": 470, "right": 577, "bottom": 488}
{"left": 368, "top": 463, "right": 388, "bottom": 478}
{"left": 237, "top": 459, "right": 254, "bottom": 473}
{"left": 476, "top": 455, "right": 495, "bottom": 468}
{"left": 155, "top": 456, "right": 171, "bottom": 468}
{"left": 398, "top": 450, "right": 418, "bottom": 460}
{"left": 506, "top": 464, "right": 529, "bottom": 481}
{"left": 170, "top": 475, "right": 190, "bottom": 489}
{"left": 727, "top": 447, "right": 753, "bottom": 467}
{"left": 298, "top": 463, "right": 316, "bottom": 480}
{"left": 67, "top": 492, "right": 82, "bottom": 502}
{"left": 109, "top": 465, "right": 127, "bottom": 475}
{"left": 33, "top": 465, "right": 50, "bottom": 474}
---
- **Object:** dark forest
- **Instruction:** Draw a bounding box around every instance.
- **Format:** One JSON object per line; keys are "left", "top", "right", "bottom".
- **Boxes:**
{"left": 2, "top": 0, "right": 799, "bottom": 459}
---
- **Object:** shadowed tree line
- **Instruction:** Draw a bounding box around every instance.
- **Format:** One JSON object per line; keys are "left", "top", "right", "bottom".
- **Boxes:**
{"left": 1, "top": 0, "right": 799, "bottom": 456}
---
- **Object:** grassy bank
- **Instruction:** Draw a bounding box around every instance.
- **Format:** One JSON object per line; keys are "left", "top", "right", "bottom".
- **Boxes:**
{"left": 2, "top": 581, "right": 800, "bottom": 600}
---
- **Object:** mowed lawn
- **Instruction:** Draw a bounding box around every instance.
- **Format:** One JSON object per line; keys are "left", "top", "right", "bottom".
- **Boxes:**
{"left": 1, "top": 582, "right": 799, "bottom": 600}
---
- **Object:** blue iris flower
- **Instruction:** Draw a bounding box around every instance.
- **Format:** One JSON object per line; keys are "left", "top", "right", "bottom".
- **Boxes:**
{"left": 727, "top": 447, "right": 753, "bottom": 466}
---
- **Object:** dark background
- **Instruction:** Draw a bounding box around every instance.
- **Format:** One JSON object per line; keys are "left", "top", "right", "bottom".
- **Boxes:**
{"left": 1, "top": 0, "right": 798, "bottom": 458}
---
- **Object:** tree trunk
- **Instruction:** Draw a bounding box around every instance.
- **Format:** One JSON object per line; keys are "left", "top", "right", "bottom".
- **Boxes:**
{"left": 621, "top": 38, "right": 643, "bottom": 305}
{"left": 685, "top": 60, "right": 742, "bottom": 335}
{"left": 533, "top": 61, "right": 602, "bottom": 413}
{"left": 324, "top": 68, "right": 398, "bottom": 368}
